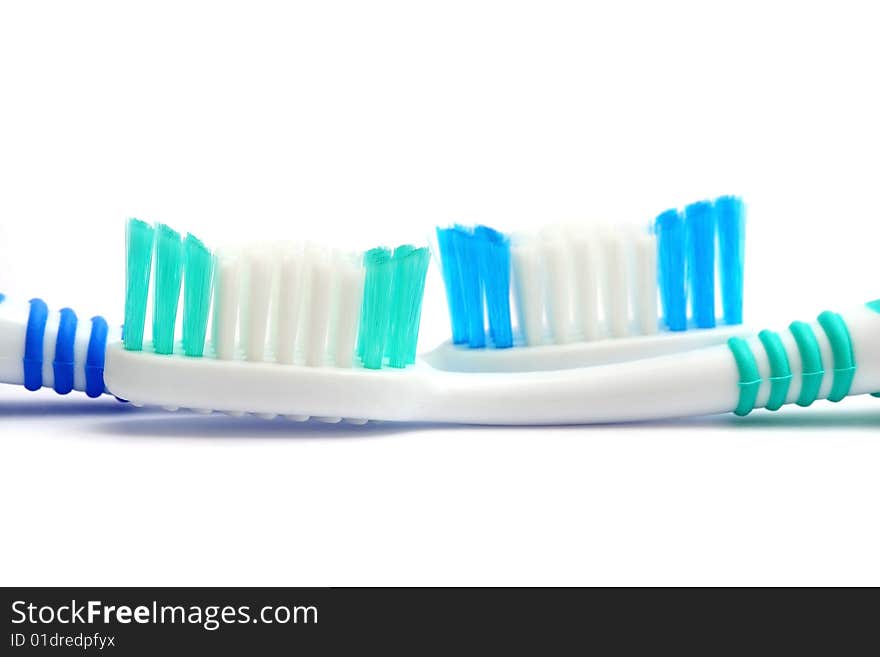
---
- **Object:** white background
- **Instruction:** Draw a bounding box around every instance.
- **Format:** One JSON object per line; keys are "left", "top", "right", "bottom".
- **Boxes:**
{"left": 1, "top": 1, "right": 879, "bottom": 586}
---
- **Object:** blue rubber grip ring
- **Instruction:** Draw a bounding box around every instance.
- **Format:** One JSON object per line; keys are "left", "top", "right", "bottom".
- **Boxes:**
{"left": 85, "top": 316, "right": 109, "bottom": 398}
{"left": 52, "top": 308, "right": 78, "bottom": 394}
{"left": 23, "top": 298, "right": 49, "bottom": 391}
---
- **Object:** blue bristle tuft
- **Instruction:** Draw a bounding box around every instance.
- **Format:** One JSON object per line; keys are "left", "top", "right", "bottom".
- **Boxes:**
{"left": 715, "top": 195, "right": 746, "bottom": 326}
{"left": 685, "top": 200, "right": 717, "bottom": 328}
{"left": 475, "top": 225, "right": 513, "bottom": 348}
{"left": 436, "top": 227, "right": 468, "bottom": 344}
{"left": 655, "top": 209, "right": 688, "bottom": 331}
{"left": 453, "top": 226, "right": 486, "bottom": 348}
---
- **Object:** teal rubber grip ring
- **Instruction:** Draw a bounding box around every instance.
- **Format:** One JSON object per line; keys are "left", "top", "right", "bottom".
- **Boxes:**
{"left": 789, "top": 321, "right": 824, "bottom": 407}
{"left": 816, "top": 311, "right": 856, "bottom": 403}
{"left": 758, "top": 330, "right": 792, "bottom": 411}
{"left": 728, "top": 337, "right": 761, "bottom": 417}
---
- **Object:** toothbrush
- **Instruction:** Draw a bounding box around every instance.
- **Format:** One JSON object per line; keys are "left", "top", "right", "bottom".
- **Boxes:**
{"left": 424, "top": 196, "right": 750, "bottom": 372}
{"left": 2, "top": 217, "right": 877, "bottom": 424}
{"left": 0, "top": 196, "right": 743, "bottom": 396}
{"left": 107, "top": 283, "right": 880, "bottom": 424}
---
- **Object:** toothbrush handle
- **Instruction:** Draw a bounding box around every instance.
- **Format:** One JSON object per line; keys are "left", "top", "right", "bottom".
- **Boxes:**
{"left": 428, "top": 302, "right": 880, "bottom": 424}
{"left": 0, "top": 296, "right": 113, "bottom": 397}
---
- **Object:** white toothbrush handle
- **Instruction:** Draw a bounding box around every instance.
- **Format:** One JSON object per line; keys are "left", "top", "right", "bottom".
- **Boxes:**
{"left": 103, "top": 303, "right": 880, "bottom": 425}
{"left": 424, "top": 303, "right": 880, "bottom": 424}
{"left": 0, "top": 296, "right": 115, "bottom": 397}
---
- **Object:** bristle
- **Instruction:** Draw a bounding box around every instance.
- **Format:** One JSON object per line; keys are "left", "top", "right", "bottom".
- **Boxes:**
{"left": 602, "top": 231, "right": 630, "bottom": 338}
{"left": 655, "top": 209, "right": 687, "bottom": 331}
{"left": 182, "top": 234, "right": 213, "bottom": 357}
{"left": 715, "top": 195, "right": 746, "bottom": 325}
{"left": 404, "top": 248, "right": 429, "bottom": 365}
{"left": 570, "top": 234, "right": 600, "bottom": 341}
{"left": 387, "top": 245, "right": 430, "bottom": 367}
{"left": 435, "top": 227, "right": 468, "bottom": 344}
{"left": 358, "top": 247, "right": 393, "bottom": 369}
{"left": 542, "top": 238, "right": 573, "bottom": 344}
{"left": 511, "top": 242, "right": 543, "bottom": 346}
{"left": 633, "top": 229, "right": 659, "bottom": 336}
{"left": 123, "top": 218, "right": 155, "bottom": 351}
{"left": 243, "top": 247, "right": 274, "bottom": 362}
{"left": 211, "top": 249, "right": 240, "bottom": 360}
{"left": 332, "top": 253, "right": 365, "bottom": 368}
{"left": 386, "top": 244, "right": 415, "bottom": 366}
{"left": 475, "top": 226, "right": 513, "bottom": 349}
{"left": 275, "top": 245, "right": 303, "bottom": 365}
{"left": 152, "top": 223, "right": 184, "bottom": 354}
{"left": 304, "top": 247, "right": 332, "bottom": 367}
{"left": 455, "top": 227, "right": 486, "bottom": 348}
{"left": 685, "top": 201, "right": 716, "bottom": 329}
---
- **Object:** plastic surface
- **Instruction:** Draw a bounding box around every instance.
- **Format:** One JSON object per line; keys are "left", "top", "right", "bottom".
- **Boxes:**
{"left": 423, "top": 324, "right": 749, "bottom": 372}
{"left": 101, "top": 304, "right": 880, "bottom": 424}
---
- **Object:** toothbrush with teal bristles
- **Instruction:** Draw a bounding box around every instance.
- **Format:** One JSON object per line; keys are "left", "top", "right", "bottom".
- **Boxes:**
{"left": 2, "top": 203, "right": 878, "bottom": 423}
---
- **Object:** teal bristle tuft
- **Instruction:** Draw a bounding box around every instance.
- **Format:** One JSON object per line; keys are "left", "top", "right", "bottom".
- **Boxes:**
{"left": 123, "top": 218, "right": 155, "bottom": 351}
{"left": 152, "top": 223, "right": 184, "bottom": 355}
{"left": 387, "top": 245, "right": 430, "bottom": 368}
{"left": 358, "top": 247, "right": 393, "bottom": 369}
{"left": 182, "top": 234, "right": 214, "bottom": 357}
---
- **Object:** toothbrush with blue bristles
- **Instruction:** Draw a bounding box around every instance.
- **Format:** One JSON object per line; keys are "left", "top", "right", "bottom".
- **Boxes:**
{"left": 2, "top": 199, "right": 878, "bottom": 423}
{"left": 424, "top": 196, "right": 750, "bottom": 371}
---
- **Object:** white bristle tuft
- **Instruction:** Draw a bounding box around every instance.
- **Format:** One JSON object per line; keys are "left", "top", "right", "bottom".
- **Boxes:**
{"left": 303, "top": 246, "right": 332, "bottom": 367}
{"left": 243, "top": 247, "right": 274, "bottom": 362}
{"left": 511, "top": 242, "right": 544, "bottom": 346}
{"left": 570, "top": 231, "right": 601, "bottom": 342}
{"left": 541, "top": 238, "right": 573, "bottom": 344}
{"left": 332, "top": 252, "right": 365, "bottom": 368}
{"left": 275, "top": 244, "right": 304, "bottom": 365}
{"left": 211, "top": 249, "right": 240, "bottom": 360}
{"left": 633, "top": 229, "right": 659, "bottom": 336}
{"left": 602, "top": 230, "right": 630, "bottom": 338}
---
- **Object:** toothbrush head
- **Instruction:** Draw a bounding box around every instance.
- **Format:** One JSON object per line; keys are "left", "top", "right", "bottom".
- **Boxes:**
{"left": 434, "top": 195, "right": 746, "bottom": 352}
{"left": 120, "top": 218, "right": 430, "bottom": 371}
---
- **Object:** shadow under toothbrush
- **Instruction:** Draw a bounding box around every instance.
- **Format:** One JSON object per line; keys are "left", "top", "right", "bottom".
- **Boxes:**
{"left": 91, "top": 407, "right": 880, "bottom": 438}
{"left": 2, "top": 397, "right": 877, "bottom": 436}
